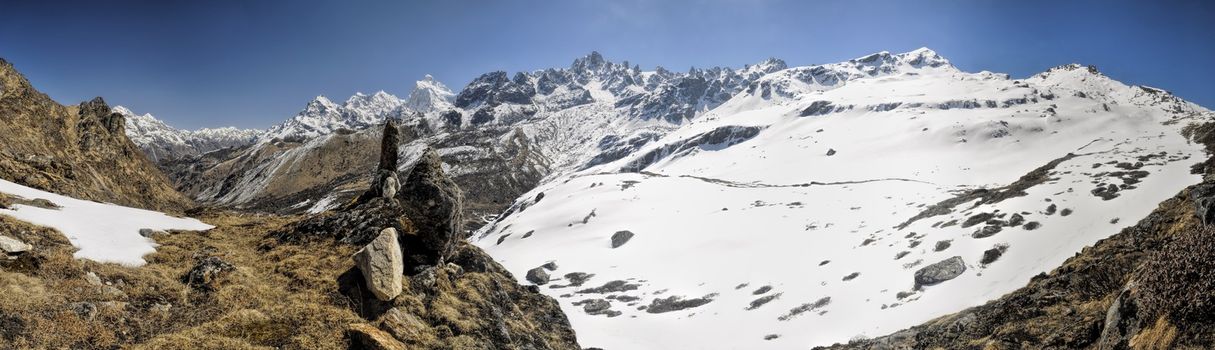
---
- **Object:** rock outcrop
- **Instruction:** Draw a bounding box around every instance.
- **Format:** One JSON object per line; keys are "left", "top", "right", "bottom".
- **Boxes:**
{"left": 353, "top": 228, "right": 404, "bottom": 301}
{"left": 0, "top": 58, "right": 192, "bottom": 212}
{"left": 398, "top": 147, "right": 465, "bottom": 262}
{"left": 913, "top": 256, "right": 966, "bottom": 287}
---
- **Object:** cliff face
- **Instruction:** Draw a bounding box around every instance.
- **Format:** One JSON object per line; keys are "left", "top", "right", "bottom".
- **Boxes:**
{"left": 0, "top": 58, "right": 191, "bottom": 212}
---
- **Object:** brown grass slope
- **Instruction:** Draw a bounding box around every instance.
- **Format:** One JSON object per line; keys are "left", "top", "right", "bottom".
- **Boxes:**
{"left": 0, "top": 58, "right": 191, "bottom": 212}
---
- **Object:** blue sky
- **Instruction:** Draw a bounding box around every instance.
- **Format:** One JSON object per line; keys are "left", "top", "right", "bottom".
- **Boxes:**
{"left": 2, "top": 0, "right": 1212, "bottom": 129}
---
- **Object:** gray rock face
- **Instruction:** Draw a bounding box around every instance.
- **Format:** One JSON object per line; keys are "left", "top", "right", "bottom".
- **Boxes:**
{"left": 610, "top": 230, "right": 635, "bottom": 248}
{"left": 526, "top": 267, "right": 550, "bottom": 285}
{"left": 0, "top": 235, "right": 31, "bottom": 258}
{"left": 399, "top": 148, "right": 465, "bottom": 262}
{"left": 914, "top": 256, "right": 967, "bottom": 287}
{"left": 353, "top": 228, "right": 404, "bottom": 301}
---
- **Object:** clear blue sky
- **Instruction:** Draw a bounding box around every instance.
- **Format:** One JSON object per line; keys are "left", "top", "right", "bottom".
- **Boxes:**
{"left": 2, "top": 0, "right": 1212, "bottom": 129}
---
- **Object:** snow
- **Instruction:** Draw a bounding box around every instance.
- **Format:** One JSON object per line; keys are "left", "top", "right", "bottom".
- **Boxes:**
{"left": 0, "top": 179, "right": 214, "bottom": 267}
{"left": 474, "top": 49, "right": 1212, "bottom": 349}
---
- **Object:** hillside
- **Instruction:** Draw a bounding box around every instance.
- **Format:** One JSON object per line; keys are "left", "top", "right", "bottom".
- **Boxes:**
{"left": 0, "top": 58, "right": 192, "bottom": 212}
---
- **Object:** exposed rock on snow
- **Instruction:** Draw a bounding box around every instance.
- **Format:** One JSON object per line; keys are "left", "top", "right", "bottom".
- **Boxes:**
{"left": 353, "top": 228, "right": 404, "bottom": 301}
{"left": 526, "top": 266, "right": 550, "bottom": 285}
{"left": 610, "top": 230, "right": 635, "bottom": 248}
{"left": 914, "top": 256, "right": 967, "bottom": 287}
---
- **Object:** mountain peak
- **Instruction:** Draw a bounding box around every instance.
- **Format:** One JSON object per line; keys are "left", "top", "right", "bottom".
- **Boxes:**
{"left": 571, "top": 51, "right": 610, "bottom": 72}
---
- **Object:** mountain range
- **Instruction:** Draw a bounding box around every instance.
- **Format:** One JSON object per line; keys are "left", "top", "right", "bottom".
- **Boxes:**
{"left": 5, "top": 47, "right": 1215, "bottom": 349}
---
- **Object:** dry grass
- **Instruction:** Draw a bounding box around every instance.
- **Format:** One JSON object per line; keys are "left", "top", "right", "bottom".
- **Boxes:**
{"left": 0, "top": 211, "right": 363, "bottom": 349}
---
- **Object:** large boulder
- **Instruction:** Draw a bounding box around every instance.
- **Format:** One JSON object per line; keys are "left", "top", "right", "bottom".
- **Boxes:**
{"left": 399, "top": 148, "right": 465, "bottom": 263}
{"left": 0, "top": 235, "right": 31, "bottom": 259}
{"left": 914, "top": 256, "right": 967, "bottom": 287}
{"left": 353, "top": 228, "right": 404, "bottom": 301}
{"left": 526, "top": 267, "right": 550, "bottom": 285}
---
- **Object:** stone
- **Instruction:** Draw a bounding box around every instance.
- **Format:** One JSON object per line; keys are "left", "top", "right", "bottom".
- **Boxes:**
{"left": 379, "top": 307, "right": 431, "bottom": 344}
{"left": 182, "top": 256, "right": 235, "bottom": 292}
{"left": 353, "top": 228, "right": 404, "bottom": 301}
{"left": 380, "top": 173, "right": 399, "bottom": 199}
{"left": 914, "top": 256, "right": 967, "bottom": 287}
{"left": 0, "top": 235, "right": 31, "bottom": 258}
{"left": 347, "top": 323, "right": 406, "bottom": 350}
{"left": 138, "top": 228, "right": 168, "bottom": 238}
{"left": 378, "top": 119, "right": 400, "bottom": 171}
{"left": 84, "top": 272, "right": 103, "bottom": 286}
{"left": 610, "top": 230, "right": 635, "bottom": 248}
{"left": 526, "top": 267, "right": 550, "bottom": 285}
{"left": 826, "top": 148, "right": 837, "bottom": 156}
{"left": 541, "top": 261, "right": 558, "bottom": 270}
{"left": 399, "top": 148, "right": 464, "bottom": 263}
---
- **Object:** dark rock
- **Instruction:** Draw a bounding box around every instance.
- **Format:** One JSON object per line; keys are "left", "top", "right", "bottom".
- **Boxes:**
{"left": 962, "top": 212, "right": 995, "bottom": 228}
{"left": 826, "top": 148, "right": 837, "bottom": 156}
{"left": 646, "top": 294, "right": 716, "bottom": 313}
{"left": 842, "top": 272, "right": 860, "bottom": 281}
{"left": 934, "top": 240, "right": 952, "bottom": 252}
{"left": 577, "top": 280, "right": 639, "bottom": 294}
{"left": 542, "top": 261, "right": 558, "bottom": 270}
{"left": 972, "top": 225, "right": 1003, "bottom": 238}
{"left": 1007, "top": 213, "right": 1025, "bottom": 226}
{"left": 182, "top": 256, "right": 234, "bottom": 292}
{"left": 1023, "top": 221, "right": 1042, "bottom": 230}
{"left": 747, "top": 293, "right": 782, "bottom": 310}
{"left": 398, "top": 148, "right": 465, "bottom": 263}
{"left": 1045, "top": 203, "right": 1058, "bottom": 215}
{"left": 610, "top": 230, "right": 635, "bottom": 248}
{"left": 1061, "top": 208, "right": 1073, "bottom": 216}
{"left": 564, "top": 272, "right": 593, "bottom": 287}
{"left": 980, "top": 245, "right": 1008, "bottom": 265}
{"left": 526, "top": 267, "right": 550, "bottom": 285}
{"left": 752, "top": 285, "right": 773, "bottom": 295}
{"left": 777, "top": 297, "right": 831, "bottom": 321}
{"left": 914, "top": 256, "right": 966, "bottom": 287}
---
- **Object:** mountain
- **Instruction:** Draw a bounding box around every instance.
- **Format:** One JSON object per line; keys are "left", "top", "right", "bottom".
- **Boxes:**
{"left": 117, "top": 106, "right": 262, "bottom": 162}
{"left": 470, "top": 49, "right": 1215, "bottom": 348}
{"left": 108, "top": 48, "right": 1215, "bottom": 348}
{"left": 0, "top": 58, "right": 192, "bottom": 212}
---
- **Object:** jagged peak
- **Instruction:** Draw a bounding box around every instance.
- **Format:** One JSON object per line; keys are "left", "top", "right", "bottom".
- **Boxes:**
{"left": 571, "top": 50, "right": 609, "bottom": 71}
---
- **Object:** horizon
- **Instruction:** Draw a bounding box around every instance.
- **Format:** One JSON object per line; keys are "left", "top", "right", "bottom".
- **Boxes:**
{"left": 2, "top": 0, "right": 1213, "bottom": 130}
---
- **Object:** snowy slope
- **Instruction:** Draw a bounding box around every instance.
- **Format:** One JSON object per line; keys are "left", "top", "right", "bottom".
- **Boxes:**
{"left": 0, "top": 179, "right": 213, "bottom": 266}
{"left": 473, "top": 49, "right": 1213, "bottom": 349}
{"left": 117, "top": 106, "right": 262, "bottom": 162}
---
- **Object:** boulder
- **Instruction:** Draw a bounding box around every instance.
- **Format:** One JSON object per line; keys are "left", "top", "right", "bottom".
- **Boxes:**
{"left": 526, "top": 267, "right": 550, "bottom": 285}
{"left": 399, "top": 148, "right": 464, "bottom": 263}
{"left": 353, "top": 228, "right": 404, "bottom": 301}
{"left": 182, "top": 256, "right": 235, "bottom": 292}
{"left": 610, "top": 230, "right": 635, "bottom": 248}
{"left": 0, "top": 235, "right": 31, "bottom": 258}
{"left": 914, "top": 256, "right": 967, "bottom": 287}
{"left": 347, "top": 323, "right": 406, "bottom": 350}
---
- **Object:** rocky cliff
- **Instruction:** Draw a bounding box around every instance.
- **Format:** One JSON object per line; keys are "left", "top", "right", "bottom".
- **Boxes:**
{"left": 0, "top": 58, "right": 191, "bottom": 212}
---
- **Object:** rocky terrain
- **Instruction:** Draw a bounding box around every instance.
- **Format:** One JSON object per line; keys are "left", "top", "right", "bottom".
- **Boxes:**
{"left": 0, "top": 59, "right": 581, "bottom": 349}
{"left": 0, "top": 58, "right": 192, "bottom": 212}
{"left": 6, "top": 45, "right": 1215, "bottom": 349}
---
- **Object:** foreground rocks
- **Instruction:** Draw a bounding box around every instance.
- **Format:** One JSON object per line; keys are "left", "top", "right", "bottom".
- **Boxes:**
{"left": 0, "top": 235, "right": 31, "bottom": 259}
{"left": 353, "top": 228, "right": 404, "bottom": 301}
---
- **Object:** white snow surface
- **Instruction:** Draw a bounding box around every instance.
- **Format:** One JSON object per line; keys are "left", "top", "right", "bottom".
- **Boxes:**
{"left": 0, "top": 179, "right": 213, "bottom": 267}
{"left": 474, "top": 50, "right": 1213, "bottom": 349}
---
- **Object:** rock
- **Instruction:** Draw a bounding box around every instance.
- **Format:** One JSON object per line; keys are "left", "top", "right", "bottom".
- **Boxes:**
{"left": 646, "top": 294, "right": 716, "bottom": 313}
{"left": 564, "top": 272, "right": 593, "bottom": 287}
{"left": 138, "top": 228, "right": 168, "bottom": 238}
{"left": 610, "top": 230, "right": 635, "bottom": 248}
{"left": 980, "top": 245, "right": 1007, "bottom": 265}
{"left": 182, "top": 256, "right": 235, "bottom": 292}
{"left": 347, "top": 323, "right": 406, "bottom": 350}
{"left": 1190, "top": 183, "right": 1215, "bottom": 226}
{"left": 353, "top": 228, "right": 404, "bottom": 301}
{"left": 526, "top": 267, "right": 550, "bottom": 285}
{"left": 1007, "top": 213, "right": 1025, "bottom": 226}
{"left": 379, "top": 307, "right": 431, "bottom": 344}
{"left": 541, "top": 261, "right": 558, "bottom": 270}
{"left": 933, "top": 240, "right": 952, "bottom": 252}
{"left": 1023, "top": 221, "right": 1042, "bottom": 230}
{"left": 0, "top": 235, "right": 31, "bottom": 258}
{"left": 1060, "top": 208, "right": 1073, "bottom": 216}
{"left": 84, "top": 272, "right": 103, "bottom": 286}
{"left": 380, "top": 173, "right": 399, "bottom": 199}
{"left": 68, "top": 302, "right": 97, "bottom": 321}
{"left": 914, "top": 256, "right": 967, "bottom": 287}
{"left": 972, "top": 225, "right": 1002, "bottom": 238}
{"left": 826, "top": 148, "right": 837, "bottom": 156}
{"left": 399, "top": 148, "right": 465, "bottom": 263}
{"left": 378, "top": 119, "right": 400, "bottom": 171}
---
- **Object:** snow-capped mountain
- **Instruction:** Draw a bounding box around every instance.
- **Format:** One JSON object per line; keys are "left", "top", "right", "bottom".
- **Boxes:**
{"left": 117, "top": 106, "right": 262, "bottom": 162}
{"left": 405, "top": 74, "right": 455, "bottom": 113}
{"left": 471, "top": 48, "right": 1214, "bottom": 349}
